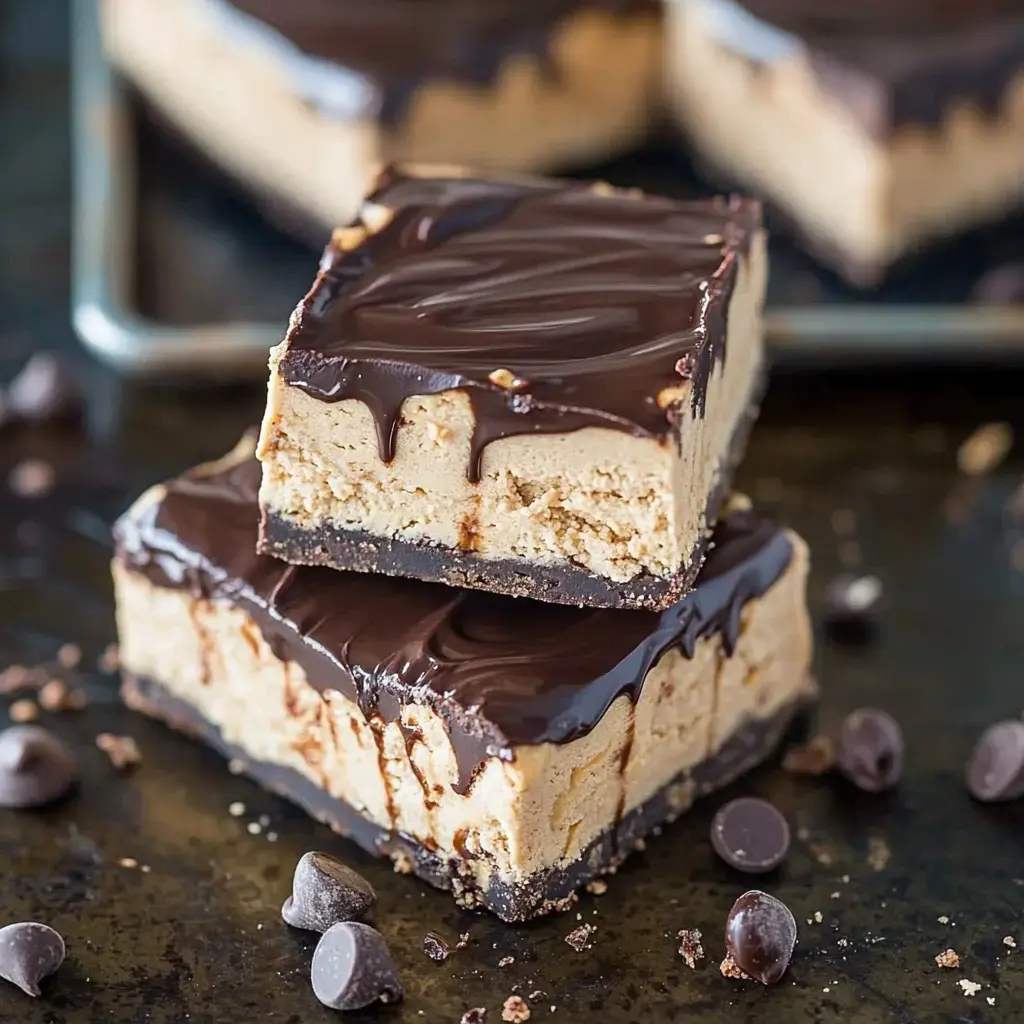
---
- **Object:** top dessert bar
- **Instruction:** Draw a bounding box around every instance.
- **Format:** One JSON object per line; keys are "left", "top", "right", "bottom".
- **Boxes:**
{"left": 257, "top": 167, "right": 766, "bottom": 611}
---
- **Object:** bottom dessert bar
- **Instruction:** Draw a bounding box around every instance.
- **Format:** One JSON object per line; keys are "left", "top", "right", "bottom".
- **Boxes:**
{"left": 112, "top": 436, "right": 814, "bottom": 921}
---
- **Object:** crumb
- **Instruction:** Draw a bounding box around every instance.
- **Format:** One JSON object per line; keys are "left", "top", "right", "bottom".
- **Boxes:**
{"left": 98, "top": 643, "right": 120, "bottom": 673}
{"left": 423, "top": 933, "right": 450, "bottom": 962}
{"left": 228, "top": 801, "right": 245, "bottom": 817}
{"left": 227, "top": 758, "right": 246, "bottom": 774}
{"left": 498, "top": 956, "right": 515, "bottom": 967}
{"left": 0, "top": 664, "right": 35, "bottom": 695}
{"left": 527, "top": 991, "right": 545, "bottom": 1001}
{"left": 938, "top": 916, "right": 949, "bottom": 925}
{"left": 987, "top": 997, "right": 996, "bottom": 1006}
{"left": 837, "top": 939, "right": 848, "bottom": 948}
{"left": 96, "top": 733, "right": 142, "bottom": 770}
{"left": 140, "top": 865, "right": 151, "bottom": 873}
{"left": 57, "top": 643, "right": 81, "bottom": 669}
{"left": 633, "top": 838, "right": 646, "bottom": 852}
{"left": 830, "top": 892, "right": 841, "bottom": 899}
{"left": 246, "top": 822, "right": 262, "bottom": 835}
{"left": 455, "top": 932, "right": 470, "bottom": 951}
{"left": 393, "top": 850, "right": 414, "bottom": 875}
{"left": 957, "top": 423, "right": 1013, "bottom": 476}
{"left": 814, "top": 911, "right": 823, "bottom": 924}
{"left": 585, "top": 879, "right": 608, "bottom": 896}
{"left": 565, "top": 924, "right": 594, "bottom": 952}
{"left": 118, "top": 857, "right": 138, "bottom": 869}
{"left": 958, "top": 979, "right": 982, "bottom": 997}
{"left": 810, "top": 844, "right": 834, "bottom": 866}
{"left": 677, "top": 928, "right": 704, "bottom": 969}
{"left": 258, "top": 813, "right": 270, "bottom": 827}
{"left": 38, "top": 679, "right": 87, "bottom": 712}
{"left": 720, "top": 954, "right": 751, "bottom": 980}
{"left": 461, "top": 1010, "right": 486, "bottom": 1024}
{"left": 842, "top": 874, "right": 850, "bottom": 883}
{"left": 9, "top": 458, "right": 55, "bottom": 498}
{"left": 502, "top": 996, "right": 530, "bottom": 1022}
{"left": 9, "top": 698, "right": 38, "bottom": 722}
{"left": 867, "top": 835, "right": 891, "bottom": 871}
{"left": 782, "top": 735, "right": 836, "bottom": 775}
{"left": 935, "top": 949, "right": 959, "bottom": 969}
{"left": 1004, "top": 936, "right": 1016, "bottom": 948}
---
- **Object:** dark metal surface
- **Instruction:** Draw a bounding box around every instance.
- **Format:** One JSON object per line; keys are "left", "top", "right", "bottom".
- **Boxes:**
{"left": 4, "top": 3, "right": 1024, "bottom": 1022}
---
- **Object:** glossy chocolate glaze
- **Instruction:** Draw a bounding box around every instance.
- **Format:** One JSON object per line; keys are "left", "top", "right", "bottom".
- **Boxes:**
{"left": 706, "top": 0, "right": 1024, "bottom": 134}
{"left": 218, "top": 0, "right": 655, "bottom": 124}
{"left": 278, "top": 168, "right": 761, "bottom": 482}
{"left": 114, "top": 446, "right": 792, "bottom": 791}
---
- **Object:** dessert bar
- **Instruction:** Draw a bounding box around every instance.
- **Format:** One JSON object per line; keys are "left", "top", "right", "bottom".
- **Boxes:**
{"left": 113, "top": 436, "right": 813, "bottom": 921}
{"left": 257, "top": 167, "right": 767, "bottom": 610}
{"left": 667, "top": 0, "right": 1024, "bottom": 283}
{"left": 100, "top": 0, "right": 661, "bottom": 232}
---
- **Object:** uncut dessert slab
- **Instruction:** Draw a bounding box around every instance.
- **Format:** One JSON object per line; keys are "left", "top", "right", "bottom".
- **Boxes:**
{"left": 4, "top": 368, "right": 1024, "bottom": 1023}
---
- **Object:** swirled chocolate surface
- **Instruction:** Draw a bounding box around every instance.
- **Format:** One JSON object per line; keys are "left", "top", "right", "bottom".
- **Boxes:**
{"left": 215, "top": 0, "right": 655, "bottom": 123}
{"left": 278, "top": 168, "right": 761, "bottom": 482}
{"left": 114, "top": 443, "right": 792, "bottom": 790}
{"left": 702, "top": 0, "right": 1024, "bottom": 134}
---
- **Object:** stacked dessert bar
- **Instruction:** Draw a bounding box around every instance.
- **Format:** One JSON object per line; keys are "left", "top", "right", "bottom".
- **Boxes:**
{"left": 112, "top": 167, "right": 814, "bottom": 921}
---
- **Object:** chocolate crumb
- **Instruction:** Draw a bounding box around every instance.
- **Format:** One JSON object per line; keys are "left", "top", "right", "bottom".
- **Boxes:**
{"left": 502, "top": 996, "right": 530, "bottom": 1022}
{"left": 423, "top": 933, "right": 450, "bottom": 962}
{"left": 98, "top": 644, "right": 120, "bottom": 674}
{"left": 9, "top": 699, "right": 38, "bottom": 723}
{"left": 8, "top": 459, "right": 54, "bottom": 499}
{"left": 56, "top": 644, "right": 81, "bottom": 670}
{"left": 719, "top": 954, "right": 751, "bottom": 980}
{"left": 462, "top": 1010, "right": 486, "bottom": 1024}
{"left": 677, "top": 928, "right": 704, "bottom": 968}
{"left": 957, "top": 423, "right": 1013, "bottom": 476}
{"left": 565, "top": 924, "right": 594, "bottom": 952}
{"left": 935, "top": 949, "right": 959, "bottom": 969}
{"left": 585, "top": 879, "right": 608, "bottom": 896}
{"left": 498, "top": 956, "right": 514, "bottom": 968}
{"left": 782, "top": 735, "right": 836, "bottom": 776}
{"left": 96, "top": 733, "right": 141, "bottom": 770}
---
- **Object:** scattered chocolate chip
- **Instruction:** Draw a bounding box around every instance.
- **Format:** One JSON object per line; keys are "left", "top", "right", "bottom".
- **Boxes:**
{"left": 6, "top": 354, "right": 84, "bottom": 426}
{"left": 0, "top": 726, "right": 76, "bottom": 808}
{"left": 423, "top": 932, "right": 450, "bottom": 962}
{"left": 310, "top": 922, "right": 402, "bottom": 1011}
{"left": 725, "top": 890, "right": 797, "bottom": 985}
{"left": 782, "top": 735, "right": 836, "bottom": 776}
{"left": 711, "top": 797, "right": 790, "bottom": 874}
{"left": 965, "top": 720, "right": 1024, "bottom": 803}
{"left": 957, "top": 423, "right": 1013, "bottom": 477}
{"left": 0, "top": 922, "right": 66, "bottom": 997}
{"left": 95, "top": 733, "right": 141, "bottom": 771}
{"left": 970, "top": 262, "right": 1024, "bottom": 305}
{"left": 282, "top": 851, "right": 376, "bottom": 932}
{"left": 9, "top": 699, "right": 38, "bottom": 724}
{"left": 836, "top": 708, "right": 903, "bottom": 792}
{"left": 565, "top": 923, "right": 594, "bottom": 952}
{"left": 677, "top": 928, "right": 704, "bottom": 969}
{"left": 935, "top": 948, "right": 960, "bottom": 969}
{"left": 502, "top": 995, "right": 531, "bottom": 1023}
{"left": 38, "top": 681, "right": 86, "bottom": 713}
{"left": 8, "top": 459, "right": 54, "bottom": 499}
{"left": 462, "top": 1009, "right": 487, "bottom": 1024}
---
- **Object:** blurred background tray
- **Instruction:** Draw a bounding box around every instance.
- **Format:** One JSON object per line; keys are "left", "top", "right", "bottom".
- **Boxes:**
{"left": 71, "top": 0, "right": 1024, "bottom": 377}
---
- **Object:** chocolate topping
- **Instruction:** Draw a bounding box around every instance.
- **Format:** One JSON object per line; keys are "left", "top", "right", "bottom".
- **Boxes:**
{"left": 705, "top": 0, "right": 1024, "bottom": 135}
{"left": 114, "top": 443, "right": 792, "bottom": 793}
{"left": 724, "top": 889, "right": 797, "bottom": 985}
{"left": 277, "top": 168, "right": 761, "bottom": 482}
{"left": 218, "top": 0, "right": 653, "bottom": 124}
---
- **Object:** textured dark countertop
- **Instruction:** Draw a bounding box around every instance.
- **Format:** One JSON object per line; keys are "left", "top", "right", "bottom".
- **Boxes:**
{"left": 2, "top": 3, "right": 1024, "bottom": 1022}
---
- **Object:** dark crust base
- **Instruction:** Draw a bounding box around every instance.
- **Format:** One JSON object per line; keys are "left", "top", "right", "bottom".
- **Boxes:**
{"left": 121, "top": 672, "right": 810, "bottom": 922}
{"left": 258, "top": 369, "right": 767, "bottom": 612}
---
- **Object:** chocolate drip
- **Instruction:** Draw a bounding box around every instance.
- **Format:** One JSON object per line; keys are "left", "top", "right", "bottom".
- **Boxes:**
{"left": 114, "top": 448, "right": 791, "bottom": 793}
{"left": 218, "top": 0, "right": 655, "bottom": 125}
{"left": 279, "top": 169, "right": 760, "bottom": 483}
{"left": 713, "top": 0, "right": 1024, "bottom": 135}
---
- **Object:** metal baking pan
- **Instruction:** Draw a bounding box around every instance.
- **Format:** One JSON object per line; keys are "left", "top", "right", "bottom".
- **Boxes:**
{"left": 71, "top": 0, "right": 1024, "bottom": 377}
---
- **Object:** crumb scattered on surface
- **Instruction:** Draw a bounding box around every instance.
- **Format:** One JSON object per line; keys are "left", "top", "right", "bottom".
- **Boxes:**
{"left": 9, "top": 458, "right": 55, "bottom": 498}
{"left": 720, "top": 954, "right": 751, "bottom": 980}
{"left": 585, "top": 879, "right": 608, "bottom": 896}
{"left": 502, "top": 996, "right": 530, "bottom": 1022}
{"left": 455, "top": 932, "right": 470, "bottom": 951}
{"left": 0, "top": 664, "right": 35, "bottom": 694}
{"left": 938, "top": 916, "right": 949, "bottom": 925}
{"left": 228, "top": 801, "right": 245, "bottom": 817}
{"left": 266, "top": 832, "right": 278, "bottom": 843}
{"left": 837, "top": 938, "right": 848, "bottom": 948}
{"left": 813, "top": 911, "right": 823, "bottom": 924}
{"left": 227, "top": 758, "right": 245, "bottom": 774}
{"left": 957, "top": 423, "right": 1013, "bottom": 476}
{"left": 9, "top": 698, "right": 38, "bottom": 722}
{"left": 423, "top": 932, "right": 450, "bottom": 962}
{"left": 57, "top": 643, "right": 81, "bottom": 669}
{"left": 393, "top": 850, "right": 414, "bottom": 875}
{"left": 935, "top": 949, "right": 960, "bottom": 969}
{"left": 988, "top": 996, "right": 996, "bottom": 1006}
{"left": 565, "top": 924, "right": 594, "bottom": 952}
{"left": 98, "top": 643, "right": 120, "bottom": 673}
{"left": 461, "top": 1010, "right": 486, "bottom": 1024}
{"left": 96, "top": 733, "right": 142, "bottom": 770}
{"left": 39, "top": 679, "right": 87, "bottom": 712}
{"left": 1004, "top": 936, "right": 1016, "bottom": 948}
{"left": 783, "top": 735, "right": 836, "bottom": 775}
{"left": 498, "top": 956, "right": 514, "bottom": 968}
{"left": 246, "top": 822, "right": 261, "bottom": 835}
{"left": 958, "top": 979, "right": 982, "bottom": 997}
{"left": 677, "top": 929, "right": 703, "bottom": 969}
{"left": 867, "top": 835, "right": 891, "bottom": 871}
{"left": 118, "top": 857, "right": 138, "bottom": 869}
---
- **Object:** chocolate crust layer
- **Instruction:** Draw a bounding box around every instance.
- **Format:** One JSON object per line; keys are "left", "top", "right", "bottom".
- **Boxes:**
{"left": 122, "top": 674, "right": 810, "bottom": 921}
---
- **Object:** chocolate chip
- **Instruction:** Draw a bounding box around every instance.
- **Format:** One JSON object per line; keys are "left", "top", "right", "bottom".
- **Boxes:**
{"left": 0, "top": 726, "right": 76, "bottom": 808}
{"left": 965, "top": 720, "right": 1024, "bottom": 803}
{"left": 0, "top": 922, "right": 66, "bottom": 997}
{"left": 711, "top": 797, "right": 790, "bottom": 874}
{"left": 310, "top": 922, "right": 402, "bottom": 1011}
{"left": 836, "top": 708, "right": 903, "bottom": 792}
{"left": 782, "top": 735, "right": 836, "bottom": 776}
{"left": 282, "top": 851, "right": 376, "bottom": 932}
{"left": 423, "top": 932, "right": 450, "bottom": 961}
{"left": 725, "top": 890, "right": 797, "bottom": 985}
{"left": 6, "top": 353, "right": 84, "bottom": 425}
